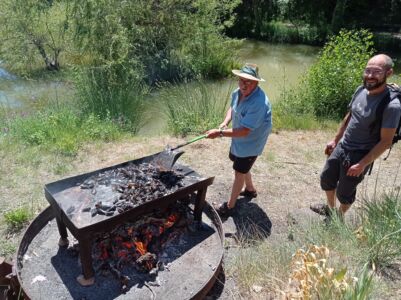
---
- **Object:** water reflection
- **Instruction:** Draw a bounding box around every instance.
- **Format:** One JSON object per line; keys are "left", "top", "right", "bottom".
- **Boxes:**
{"left": 0, "top": 70, "right": 73, "bottom": 109}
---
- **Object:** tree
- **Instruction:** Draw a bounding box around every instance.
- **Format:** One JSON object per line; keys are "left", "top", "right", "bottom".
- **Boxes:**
{"left": 227, "top": 0, "right": 280, "bottom": 38}
{"left": 71, "top": 0, "right": 241, "bottom": 82}
{"left": 0, "top": 0, "right": 73, "bottom": 74}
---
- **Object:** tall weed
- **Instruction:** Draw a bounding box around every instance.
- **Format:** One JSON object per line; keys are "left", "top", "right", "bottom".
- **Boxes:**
{"left": 360, "top": 195, "right": 401, "bottom": 270}
{"left": 159, "top": 79, "right": 233, "bottom": 136}
{"left": 344, "top": 264, "right": 374, "bottom": 300}
{"left": 75, "top": 65, "right": 148, "bottom": 134}
{"left": 260, "top": 21, "right": 328, "bottom": 45}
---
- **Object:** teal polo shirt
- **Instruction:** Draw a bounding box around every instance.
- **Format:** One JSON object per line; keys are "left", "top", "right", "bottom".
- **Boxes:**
{"left": 230, "top": 86, "right": 272, "bottom": 157}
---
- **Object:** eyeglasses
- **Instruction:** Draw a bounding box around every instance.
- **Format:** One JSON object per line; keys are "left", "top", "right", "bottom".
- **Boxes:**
{"left": 363, "top": 68, "right": 385, "bottom": 76}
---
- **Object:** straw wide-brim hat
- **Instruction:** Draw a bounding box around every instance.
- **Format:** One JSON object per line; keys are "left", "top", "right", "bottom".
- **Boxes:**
{"left": 232, "top": 63, "right": 265, "bottom": 82}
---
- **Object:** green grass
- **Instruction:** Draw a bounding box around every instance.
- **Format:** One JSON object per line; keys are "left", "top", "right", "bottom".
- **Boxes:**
{"left": 226, "top": 193, "right": 401, "bottom": 298}
{"left": 359, "top": 195, "right": 401, "bottom": 271}
{"left": 226, "top": 237, "right": 296, "bottom": 293}
{"left": 2, "top": 106, "right": 124, "bottom": 156}
{"left": 0, "top": 240, "right": 17, "bottom": 257}
{"left": 3, "top": 207, "right": 31, "bottom": 231}
{"left": 344, "top": 264, "right": 374, "bottom": 300}
{"left": 273, "top": 107, "right": 338, "bottom": 131}
{"left": 158, "top": 79, "right": 234, "bottom": 136}
{"left": 74, "top": 66, "right": 149, "bottom": 134}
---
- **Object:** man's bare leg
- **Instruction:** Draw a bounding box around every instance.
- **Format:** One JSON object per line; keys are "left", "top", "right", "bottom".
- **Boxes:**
{"left": 244, "top": 172, "right": 256, "bottom": 192}
{"left": 227, "top": 171, "right": 246, "bottom": 209}
{"left": 339, "top": 203, "right": 351, "bottom": 215}
{"left": 325, "top": 190, "right": 336, "bottom": 208}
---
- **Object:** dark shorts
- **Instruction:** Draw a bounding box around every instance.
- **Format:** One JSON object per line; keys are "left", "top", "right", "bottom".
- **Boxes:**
{"left": 320, "top": 143, "right": 371, "bottom": 205}
{"left": 229, "top": 152, "right": 257, "bottom": 174}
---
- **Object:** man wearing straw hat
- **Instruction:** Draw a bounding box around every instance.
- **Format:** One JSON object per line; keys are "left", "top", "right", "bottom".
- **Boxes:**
{"left": 206, "top": 63, "right": 272, "bottom": 217}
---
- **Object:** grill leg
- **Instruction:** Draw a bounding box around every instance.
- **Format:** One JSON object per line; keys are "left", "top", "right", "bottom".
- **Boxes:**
{"left": 56, "top": 217, "right": 69, "bottom": 247}
{"left": 77, "top": 237, "right": 95, "bottom": 286}
{"left": 194, "top": 187, "right": 207, "bottom": 222}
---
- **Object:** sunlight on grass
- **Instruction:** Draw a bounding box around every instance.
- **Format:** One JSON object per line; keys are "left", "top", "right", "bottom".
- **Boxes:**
{"left": 3, "top": 207, "right": 31, "bottom": 231}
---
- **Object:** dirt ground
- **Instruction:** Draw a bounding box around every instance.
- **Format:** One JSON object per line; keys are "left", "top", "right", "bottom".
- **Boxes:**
{"left": 2, "top": 129, "right": 401, "bottom": 299}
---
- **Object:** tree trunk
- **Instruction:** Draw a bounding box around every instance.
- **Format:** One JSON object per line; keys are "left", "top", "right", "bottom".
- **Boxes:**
{"left": 32, "top": 38, "right": 59, "bottom": 71}
{"left": 331, "top": 0, "right": 348, "bottom": 34}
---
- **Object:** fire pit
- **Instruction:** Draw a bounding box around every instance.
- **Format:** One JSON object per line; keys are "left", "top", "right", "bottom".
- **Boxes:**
{"left": 13, "top": 153, "right": 223, "bottom": 299}
{"left": 44, "top": 153, "right": 214, "bottom": 286}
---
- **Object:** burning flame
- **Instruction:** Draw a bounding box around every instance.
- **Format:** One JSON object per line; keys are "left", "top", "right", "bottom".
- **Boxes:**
{"left": 165, "top": 213, "right": 179, "bottom": 229}
{"left": 94, "top": 211, "right": 181, "bottom": 272}
{"left": 134, "top": 241, "right": 147, "bottom": 256}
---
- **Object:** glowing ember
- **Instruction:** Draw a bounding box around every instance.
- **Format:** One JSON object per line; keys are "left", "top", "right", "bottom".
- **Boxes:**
{"left": 92, "top": 204, "right": 188, "bottom": 278}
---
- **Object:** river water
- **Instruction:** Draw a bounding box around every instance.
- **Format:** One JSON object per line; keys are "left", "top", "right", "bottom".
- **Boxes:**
{"left": 0, "top": 42, "right": 319, "bottom": 110}
{"left": 2, "top": 41, "right": 400, "bottom": 134}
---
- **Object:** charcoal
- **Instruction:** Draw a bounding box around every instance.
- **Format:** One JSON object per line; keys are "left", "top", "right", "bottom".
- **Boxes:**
{"left": 81, "top": 206, "right": 91, "bottom": 212}
{"left": 91, "top": 208, "right": 98, "bottom": 217}
{"left": 81, "top": 162, "right": 185, "bottom": 217}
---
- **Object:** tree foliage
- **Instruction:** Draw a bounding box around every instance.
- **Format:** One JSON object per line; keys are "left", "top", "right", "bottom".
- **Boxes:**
{"left": 278, "top": 29, "right": 375, "bottom": 120}
{"left": 227, "top": 0, "right": 280, "bottom": 38}
{"left": 71, "top": 0, "right": 241, "bottom": 83}
{"left": 0, "top": 0, "right": 73, "bottom": 74}
{"left": 0, "top": 0, "right": 240, "bottom": 81}
{"left": 305, "top": 30, "right": 374, "bottom": 119}
{"left": 227, "top": 0, "right": 401, "bottom": 46}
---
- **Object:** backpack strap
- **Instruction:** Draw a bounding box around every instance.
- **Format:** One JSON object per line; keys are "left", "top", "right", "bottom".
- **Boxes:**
{"left": 369, "top": 88, "right": 391, "bottom": 133}
{"left": 373, "top": 84, "right": 401, "bottom": 161}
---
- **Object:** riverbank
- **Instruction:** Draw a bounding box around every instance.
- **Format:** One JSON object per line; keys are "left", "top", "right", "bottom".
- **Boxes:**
{"left": 1, "top": 130, "right": 401, "bottom": 298}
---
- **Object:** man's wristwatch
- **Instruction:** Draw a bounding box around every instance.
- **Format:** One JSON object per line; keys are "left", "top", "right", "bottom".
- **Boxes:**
{"left": 219, "top": 129, "right": 224, "bottom": 137}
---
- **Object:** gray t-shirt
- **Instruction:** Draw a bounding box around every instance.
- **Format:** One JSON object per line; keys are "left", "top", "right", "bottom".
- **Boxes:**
{"left": 342, "top": 87, "right": 401, "bottom": 151}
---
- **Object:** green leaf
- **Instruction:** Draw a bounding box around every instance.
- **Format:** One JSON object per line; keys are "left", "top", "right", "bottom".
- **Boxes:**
{"left": 335, "top": 267, "right": 347, "bottom": 281}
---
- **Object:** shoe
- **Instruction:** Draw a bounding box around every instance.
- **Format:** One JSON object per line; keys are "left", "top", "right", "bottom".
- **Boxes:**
{"left": 213, "top": 202, "right": 232, "bottom": 217}
{"left": 324, "top": 209, "right": 344, "bottom": 225}
{"left": 239, "top": 189, "right": 257, "bottom": 198}
{"left": 310, "top": 203, "right": 330, "bottom": 216}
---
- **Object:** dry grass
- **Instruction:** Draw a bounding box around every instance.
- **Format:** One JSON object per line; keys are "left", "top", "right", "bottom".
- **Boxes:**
{"left": 1, "top": 130, "right": 401, "bottom": 298}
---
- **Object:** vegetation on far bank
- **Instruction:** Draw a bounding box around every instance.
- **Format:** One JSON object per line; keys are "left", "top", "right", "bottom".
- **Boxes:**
{"left": 229, "top": 0, "right": 401, "bottom": 52}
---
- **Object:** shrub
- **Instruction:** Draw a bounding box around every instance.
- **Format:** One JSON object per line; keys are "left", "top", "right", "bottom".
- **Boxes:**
{"left": 306, "top": 29, "right": 374, "bottom": 119}
{"left": 278, "top": 29, "right": 374, "bottom": 120}
{"left": 71, "top": 1, "right": 240, "bottom": 83}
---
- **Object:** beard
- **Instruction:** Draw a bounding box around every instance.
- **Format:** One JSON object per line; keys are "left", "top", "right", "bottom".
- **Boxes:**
{"left": 363, "top": 76, "right": 386, "bottom": 91}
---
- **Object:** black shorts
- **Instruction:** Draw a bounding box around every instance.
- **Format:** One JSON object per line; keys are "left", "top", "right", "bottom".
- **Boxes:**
{"left": 229, "top": 152, "right": 257, "bottom": 174}
{"left": 320, "top": 143, "right": 371, "bottom": 205}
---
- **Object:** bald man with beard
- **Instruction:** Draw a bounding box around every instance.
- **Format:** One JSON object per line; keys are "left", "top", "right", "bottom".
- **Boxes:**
{"left": 311, "top": 54, "right": 401, "bottom": 222}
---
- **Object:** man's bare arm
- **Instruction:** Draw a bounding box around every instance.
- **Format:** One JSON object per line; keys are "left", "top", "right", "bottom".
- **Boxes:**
{"left": 347, "top": 127, "right": 396, "bottom": 176}
{"left": 219, "top": 107, "right": 232, "bottom": 129}
{"left": 206, "top": 126, "right": 251, "bottom": 139}
{"left": 325, "top": 112, "right": 351, "bottom": 155}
